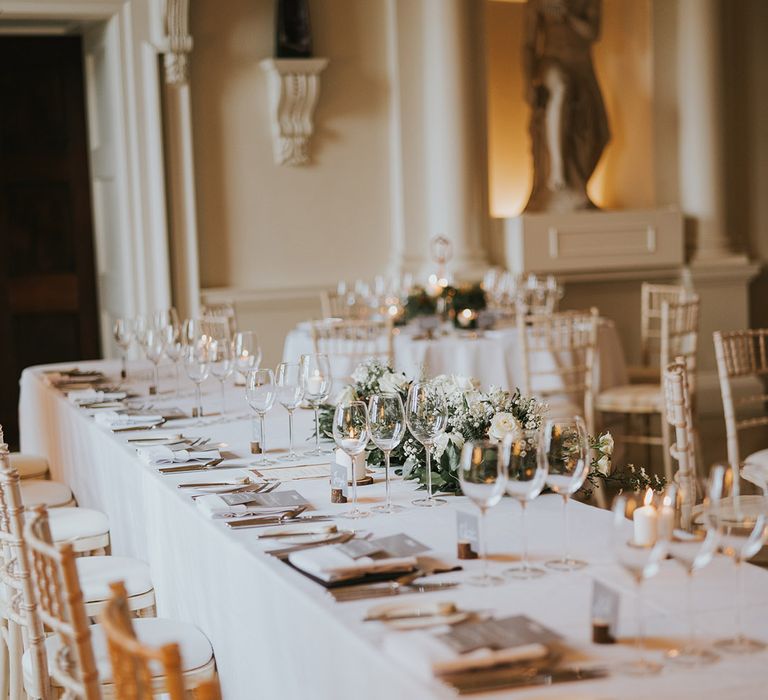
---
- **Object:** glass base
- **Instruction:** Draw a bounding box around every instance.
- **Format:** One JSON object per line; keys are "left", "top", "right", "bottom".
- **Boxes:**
{"left": 714, "top": 636, "right": 767, "bottom": 654}
{"left": 412, "top": 496, "right": 447, "bottom": 507}
{"left": 371, "top": 503, "right": 404, "bottom": 514}
{"left": 467, "top": 573, "right": 505, "bottom": 587}
{"left": 545, "top": 558, "right": 587, "bottom": 572}
{"left": 341, "top": 508, "right": 371, "bottom": 520}
{"left": 503, "top": 564, "right": 546, "bottom": 580}
{"left": 665, "top": 645, "right": 719, "bottom": 666}
{"left": 616, "top": 658, "right": 663, "bottom": 676}
{"left": 251, "top": 457, "right": 277, "bottom": 467}
{"left": 277, "top": 452, "right": 302, "bottom": 463}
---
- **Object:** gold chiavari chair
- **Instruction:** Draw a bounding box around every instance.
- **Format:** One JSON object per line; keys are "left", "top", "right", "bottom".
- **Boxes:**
{"left": 101, "top": 582, "right": 221, "bottom": 700}
{"left": 596, "top": 296, "right": 700, "bottom": 481}
{"left": 311, "top": 318, "right": 395, "bottom": 382}
{"left": 0, "top": 426, "right": 49, "bottom": 480}
{"left": 713, "top": 328, "right": 768, "bottom": 473}
{"left": 24, "top": 505, "right": 217, "bottom": 699}
{"left": 516, "top": 307, "right": 600, "bottom": 435}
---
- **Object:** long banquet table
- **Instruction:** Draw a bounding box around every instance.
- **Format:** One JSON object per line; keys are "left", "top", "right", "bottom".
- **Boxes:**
{"left": 19, "top": 361, "right": 768, "bottom": 699}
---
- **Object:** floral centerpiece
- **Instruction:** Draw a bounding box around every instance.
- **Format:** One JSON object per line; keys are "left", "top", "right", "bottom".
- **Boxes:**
{"left": 317, "top": 359, "right": 665, "bottom": 496}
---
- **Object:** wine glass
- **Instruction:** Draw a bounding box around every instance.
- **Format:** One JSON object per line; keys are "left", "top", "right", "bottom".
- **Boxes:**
{"left": 152, "top": 307, "right": 180, "bottom": 333}
{"left": 163, "top": 324, "right": 184, "bottom": 397}
{"left": 333, "top": 401, "right": 370, "bottom": 519}
{"left": 459, "top": 439, "right": 509, "bottom": 586}
{"left": 503, "top": 430, "right": 549, "bottom": 579}
{"left": 300, "top": 354, "right": 332, "bottom": 456}
{"left": 234, "top": 331, "right": 262, "bottom": 377}
{"left": 113, "top": 318, "right": 133, "bottom": 380}
{"left": 368, "top": 393, "right": 406, "bottom": 514}
{"left": 405, "top": 381, "right": 449, "bottom": 507}
{"left": 134, "top": 315, "right": 151, "bottom": 360}
{"left": 245, "top": 369, "right": 277, "bottom": 466}
{"left": 210, "top": 338, "right": 234, "bottom": 417}
{"left": 612, "top": 487, "right": 674, "bottom": 676}
{"left": 276, "top": 362, "right": 304, "bottom": 462}
{"left": 182, "top": 318, "right": 205, "bottom": 346}
{"left": 543, "top": 417, "right": 590, "bottom": 570}
{"left": 144, "top": 327, "right": 167, "bottom": 396}
{"left": 664, "top": 479, "right": 721, "bottom": 665}
{"left": 184, "top": 336, "right": 212, "bottom": 424}
{"left": 708, "top": 464, "right": 768, "bottom": 654}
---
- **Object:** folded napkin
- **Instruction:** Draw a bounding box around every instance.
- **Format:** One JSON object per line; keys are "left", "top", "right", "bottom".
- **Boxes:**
{"left": 196, "top": 495, "right": 252, "bottom": 519}
{"left": 94, "top": 411, "right": 163, "bottom": 430}
{"left": 288, "top": 545, "right": 417, "bottom": 583}
{"left": 138, "top": 445, "right": 220, "bottom": 466}
{"left": 68, "top": 389, "right": 127, "bottom": 404}
{"left": 382, "top": 632, "right": 549, "bottom": 679}
{"left": 258, "top": 522, "right": 337, "bottom": 538}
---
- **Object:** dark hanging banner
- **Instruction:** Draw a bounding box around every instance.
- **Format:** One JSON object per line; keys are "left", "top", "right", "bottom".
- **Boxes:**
{"left": 276, "top": 0, "right": 313, "bottom": 58}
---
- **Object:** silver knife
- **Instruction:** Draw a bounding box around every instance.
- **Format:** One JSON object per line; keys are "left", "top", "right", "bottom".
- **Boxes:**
{"left": 444, "top": 666, "right": 608, "bottom": 695}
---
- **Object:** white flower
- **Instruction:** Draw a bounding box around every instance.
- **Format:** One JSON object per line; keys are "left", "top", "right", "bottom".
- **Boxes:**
{"left": 451, "top": 374, "right": 477, "bottom": 392}
{"left": 596, "top": 454, "right": 611, "bottom": 475}
{"left": 488, "top": 412, "right": 520, "bottom": 441}
{"left": 351, "top": 364, "right": 368, "bottom": 384}
{"left": 379, "top": 372, "right": 407, "bottom": 394}
{"left": 333, "top": 385, "right": 356, "bottom": 406}
{"left": 598, "top": 432, "right": 614, "bottom": 456}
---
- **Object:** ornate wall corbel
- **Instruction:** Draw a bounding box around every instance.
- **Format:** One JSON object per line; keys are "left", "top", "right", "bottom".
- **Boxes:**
{"left": 163, "top": 0, "right": 193, "bottom": 85}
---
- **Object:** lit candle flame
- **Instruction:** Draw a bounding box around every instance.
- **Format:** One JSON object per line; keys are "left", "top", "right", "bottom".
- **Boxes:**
{"left": 643, "top": 488, "right": 653, "bottom": 507}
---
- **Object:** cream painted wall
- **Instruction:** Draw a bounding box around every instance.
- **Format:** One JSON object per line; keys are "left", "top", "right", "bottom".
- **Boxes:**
{"left": 190, "top": 0, "right": 394, "bottom": 292}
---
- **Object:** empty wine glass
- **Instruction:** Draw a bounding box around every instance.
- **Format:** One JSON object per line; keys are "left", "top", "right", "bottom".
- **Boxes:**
{"left": 184, "top": 336, "right": 212, "bottom": 425}
{"left": 182, "top": 318, "right": 205, "bottom": 346}
{"left": 234, "top": 331, "right": 262, "bottom": 377}
{"left": 152, "top": 307, "right": 180, "bottom": 333}
{"left": 612, "top": 487, "right": 674, "bottom": 676}
{"left": 665, "top": 479, "right": 720, "bottom": 665}
{"left": 503, "top": 430, "right": 549, "bottom": 579}
{"left": 543, "top": 417, "right": 590, "bottom": 571}
{"left": 459, "top": 439, "right": 509, "bottom": 586}
{"left": 144, "top": 327, "right": 167, "bottom": 396}
{"left": 210, "top": 338, "right": 234, "bottom": 417}
{"left": 245, "top": 368, "right": 277, "bottom": 466}
{"left": 333, "top": 401, "right": 370, "bottom": 519}
{"left": 368, "top": 393, "right": 406, "bottom": 514}
{"left": 113, "top": 318, "right": 133, "bottom": 380}
{"left": 276, "top": 362, "right": 304, "bottom": 462}
{"left": 708, "top": 464, "right": 768, "bottom": 654}
{"left": 300, "top": 354, "right": 332, "bottom": 456}
{"left": 405, "top": 381, "right": 448, "bottom": 507}
{"left": 163, "top": 324, "right": 184, "bottom": 397}
{"left": 134, "top": 315, "right": 151, "bottom": 358}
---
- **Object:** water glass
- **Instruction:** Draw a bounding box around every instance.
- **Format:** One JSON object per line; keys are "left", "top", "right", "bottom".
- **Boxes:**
{"left": 276, "top": 362, "right": 304, "bottom": 461}
{"left": 113, "top": 318, "right": 133, "bottom": 379}
{"left": 234, "top": 331, "right": 262, "bottom": 376}
{"left": 184, "top": 337, "right": 212, "bottom": 424}
{"left": 333, "top": 401, "right": 370, "bottom": 519}
{"left": 245, "top": 368, "right": 277, "bottom": 466}
{"left": 144, "top": 327, "right": 167, "bottom": 395}
{"left": 300, "top": 354, "right": 332, "bottom": 456}
{"left": 368, "top": 393, "right": 406, "bottom": 514}
{"left": 210, "top": 338, "right": 234, "bottom": 416}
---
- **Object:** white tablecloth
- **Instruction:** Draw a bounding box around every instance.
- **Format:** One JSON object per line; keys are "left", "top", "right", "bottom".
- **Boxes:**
{"left": 19, "top": 361, "right": 768, "bottom": 700}
{"left": 283, "top": 321, "right": 628, "bottom": 394}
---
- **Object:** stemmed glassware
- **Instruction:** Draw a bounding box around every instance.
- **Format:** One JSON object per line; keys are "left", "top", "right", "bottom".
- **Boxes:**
{"left": 276, "top": 362, "right": 304, "bottom": 462}
{"left": 459, "top": 439, "right": 509, "bottom": 586}
{"left": 612, "top": 487, "right": 674, "bottom": 676}
{"left": 405, "top": 381, "right": 448, "bottom": 507}
{"left": 245, "top": 368, "right": 277, "bottom": 466}
{"left": 113, "top": 318, "right": 133, "bottom": 380}
{"left": 184, "top": 335, "right": 212, "bottom": 424}
{"left": 503, "top": 430, "right": 549, "bottom": 579}
{"left": 542, "top": 417, "right": 590, "bottom": 570}
{"left": 143, "top": 327, "right": 167, "bottom": 396}
{"left": 234, "top": 331, "right": 262, "bottom": 377}
{"left": 163, "top": 325, "right": 184, "bottom": 397}
{"left": 333, "top": 401, "right": 370, "bottom": 519}
{"left": 368, "top": 393, "right": 406, "bottom": 514}
{"left": 708, "top": 464, "right": 768, "bottom": 654}
{"left": 299, "top": 354, "right": 332, "bottom": 456}
{"left": 210, "top": 338, "right": 234, "bottom": 417}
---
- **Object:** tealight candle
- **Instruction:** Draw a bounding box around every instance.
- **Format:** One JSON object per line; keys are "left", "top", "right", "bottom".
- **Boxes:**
{"left": 633, "top": 489, "right": 657, "bottom": 547}
{"left": 307, "top": 369, "right": 324, "bottom": 396}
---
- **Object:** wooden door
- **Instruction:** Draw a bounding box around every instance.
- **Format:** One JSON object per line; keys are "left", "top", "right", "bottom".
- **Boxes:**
{"left": 0, "top": 36, "right": 100, "bottom": 447}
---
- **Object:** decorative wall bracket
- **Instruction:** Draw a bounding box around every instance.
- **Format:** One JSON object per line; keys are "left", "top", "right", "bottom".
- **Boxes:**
{"left": 260, "top": 58, "right": 329, "bottom": 166}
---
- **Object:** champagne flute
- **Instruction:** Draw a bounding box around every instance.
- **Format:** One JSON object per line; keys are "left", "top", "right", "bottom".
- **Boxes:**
{"left": 245, "top": 368, "right": 277, "bottom": 466}
{"left": 368, "top": 393, "right": 406, "bottom": 514}
{"left": 503, "top": 430, "right": 549, "bottom": 579}
{"left": 708, "top": 464, "right": 768, "bottom": 654}
{"left": 612, "top": 487, "right": 674, "bottom": 676}
{"left": 184, "top": 336, "right": 212, "bottom": 424}
{"left": 405, "top": 381, "right": 448, "bottom": 507}
{"left": 459, "top": 439, "right": 509, "bottom": 586}
{"left": 234, "top": 331, "right": 262, "bottom": 378}
{"left": 113, "top": 318, "right": 133, "bottom": 380}
{"left": 210, "top": 338, "right": 235, "bottom": 417}
{"left": 276, "top": 362, "right": 304, "bottom": 462}
{"left": 144, "top": 327, "right": 167, "bottom": 396}
{"left": 300, "top": 354, "right": 332, "bottom": 456}
{"left": 543, "top": 417, "right": 590, "bottom": 571}
{"left": 333, "top": 401, "right": 370, "bottom": 519}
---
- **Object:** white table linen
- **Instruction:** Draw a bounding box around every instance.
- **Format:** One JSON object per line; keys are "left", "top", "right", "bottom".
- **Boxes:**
{"left": 19, "top": 361, "right": 768, "bottom": 700}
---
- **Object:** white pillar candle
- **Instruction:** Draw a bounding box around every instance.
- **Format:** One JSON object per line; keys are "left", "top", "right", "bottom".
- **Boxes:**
{"left": 658, "top": 496, "right": 675, "bottom": 541}
{"left": 307, "top": 370, "right": 324, "bottom": 396}
{"left": 334, "top": 448, "right": 367, "bottom": 481}
{"left": 633, "top": 490, "right": 657, "bottom": 547}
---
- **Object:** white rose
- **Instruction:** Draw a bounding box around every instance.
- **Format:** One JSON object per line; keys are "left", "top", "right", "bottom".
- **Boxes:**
{"left": 379, "top": 372, "right": 407, "bottom": 394}
{"left": 451, "top": 374, "right": 476, "bottom": 392}
{"left": 332, "top": 385, "right": 356, "bottom": 406}
{"left": 598, "top": 432, "right": 614, "bottom": 456}
{"left": 596, "top": 454, "right": 611, "bottom": 475}
{"left": 488, "top": 412, "right": 520, "bottom": 442}
{"left": 351, "top": 364, "right": 368, "bottom": 384}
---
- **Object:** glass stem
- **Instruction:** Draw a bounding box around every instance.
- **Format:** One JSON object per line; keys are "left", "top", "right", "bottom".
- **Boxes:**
{"left": 351, "top": 452, "right": 359, "bottom": 513}
{"left": 174, "top": 362, "right": 180, "bottom": 397}
{"left": 480, "top": 507, "right": 488, "bottom": 579}
{"left": 288, "top": 410, "right": 294, "bottom": 457}
{"left": 736, "top": 558, "right": 745, "bottom": 643}
{"left": 384, "top": 450, "right": 392, "bottom": 510}
{"left": 259, "top": 414, "right": 267, "bottom": 465}
{"left": 314, "top": 407, "right": 320, "bottom": 453}
{"left": 121, "top": 353, "right": 127, "bottom": 379}
{"left": 153, "top": 363, "right": 159, "bottom": 394}
{"left": 425, "top": 445, "right": 433, "bottom": 500}
{"left": 195, "top": 383, "right": 202, "bottom": 419}
{"left": 520, "top": 501, "right": 529, "bottom": 569}
{"left": 635, "top": 579, "right": 647, "bottom": 663}
{"left": 220, "top": 380, "right": 226, "bottom": 415}
{"left": 561, "top": 495, "right": 570, "bottom": 564}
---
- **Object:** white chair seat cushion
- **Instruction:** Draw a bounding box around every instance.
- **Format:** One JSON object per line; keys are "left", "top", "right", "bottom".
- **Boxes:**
{"left": 23, "top": 618, "right": 213, "bottom": 685}
{"left": 745, "top": 448, "right": 768, "bottom": 470}
{"left": 19, "top": 479, "right": 73, "bottom": 507}
{"left": 76, "top": 556, "right": 154, "bottom": 603}
{"left": 595, "top": 384, "right": 663, "bottom": 413}
{"left": 48, "top": 507, "right": 109, "bottom": 542}
{"left": 9, "top": 453, "right": 49, "bottom": 479}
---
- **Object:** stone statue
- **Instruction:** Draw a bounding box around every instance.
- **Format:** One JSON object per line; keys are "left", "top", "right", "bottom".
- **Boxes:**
{"left": 523, "top": 0, "right": 610, "bottom": 213}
